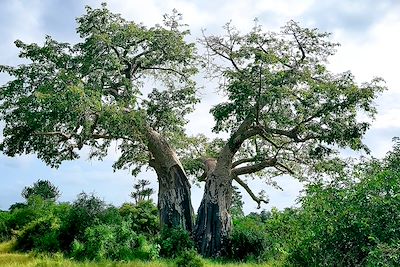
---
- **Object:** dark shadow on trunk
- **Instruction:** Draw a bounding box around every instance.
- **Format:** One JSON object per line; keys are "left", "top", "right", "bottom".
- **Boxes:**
{"left": 194, "top": 174, "right": 232, "bottom": 257}
{"left": 156, "top": 164, "right": 194, "bottom": 232}
{"left": 146, "top": 128, "right": 194, "bottom": 232}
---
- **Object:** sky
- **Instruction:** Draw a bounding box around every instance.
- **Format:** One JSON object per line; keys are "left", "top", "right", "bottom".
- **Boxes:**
{"left": 0, "top": 0, "right": 399, "bottom": 213}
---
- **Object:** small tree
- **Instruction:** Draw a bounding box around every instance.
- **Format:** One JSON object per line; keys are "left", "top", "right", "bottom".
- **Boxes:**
{"left": 21, "top": 179, "right": 60, "bottom": 202}
{"left": 130, "top": 179, "right": 155, "bottom": 204}
{"left": 230, "top": 186, "right": 244, "bottom": 219}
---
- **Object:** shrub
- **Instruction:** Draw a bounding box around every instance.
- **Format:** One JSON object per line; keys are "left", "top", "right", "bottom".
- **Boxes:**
{"left": 366, "top": 241, "right": 400, "bottom": 267}
{"left": 288, "top": 144, "right": 400, "bottom": 266}
{"left": 175, "top": 249, "right": 204, "bottom": 267}
{"left": 119, "top": 200, "right": 159, "bottom": 236}
{"left": 7, "top": 197, "right": 55, "bottom": 232}
{"left": 71, "top": 218, "right": 159, "bottom": 261}
{"left": 158, "top": 227, "right": 195, "bottom": 258}
{"left": 22, "top": 179, "right": 60, "bottom": 202}
{"left": 59, "top": 192, "right": 107, "bottom": 250}
{"left": 228, "top": 217, "right": 268, "bottom": 261}
{"left": 15, "top": 215, "right": 61, "bottom": 252}
{"left": 0, "top": 211, "right": 11, "bottom": 241}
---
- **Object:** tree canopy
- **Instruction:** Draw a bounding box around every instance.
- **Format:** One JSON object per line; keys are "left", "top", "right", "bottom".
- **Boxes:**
{"left": 0, "top": 4, "right": 387, "bottom": 258}
{"left": 0, "top": 4, "right": 198, "bottom": 174}
{"left": 21, "top": 179, "right": 61, "bottom": 202}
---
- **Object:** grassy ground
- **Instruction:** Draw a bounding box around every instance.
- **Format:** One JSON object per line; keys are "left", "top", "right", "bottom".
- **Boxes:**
{"left": 0, "top": 241, "right": 277, "bottom": 267}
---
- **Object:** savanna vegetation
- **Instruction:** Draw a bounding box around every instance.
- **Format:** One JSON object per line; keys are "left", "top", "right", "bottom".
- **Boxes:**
{"left": 1, "top": 3, "right": 398, "bottom": 266}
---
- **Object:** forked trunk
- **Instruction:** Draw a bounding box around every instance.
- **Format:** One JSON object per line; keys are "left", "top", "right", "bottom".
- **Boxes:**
{"left": 194, "top": 169, "right": 233, "bottom": 257}
{"left": 146, "top": 129, "right": 194, "bottom": 232}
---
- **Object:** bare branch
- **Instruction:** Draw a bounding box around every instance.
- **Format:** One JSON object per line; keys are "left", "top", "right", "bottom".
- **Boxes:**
{"left": 293, "top": 32, "right": 306, "bottom": 62}
{"left": 202, "top": 34, "right": 242, "bottom": 73}
{"left": 233, "top": 175, "right": 268, "bottom": 209}
{"left": 275, "top": 162, "right": 295, "bottom": 175}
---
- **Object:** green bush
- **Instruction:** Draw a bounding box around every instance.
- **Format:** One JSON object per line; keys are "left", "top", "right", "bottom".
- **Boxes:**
{"left": 0, "top": 211, "right": 11, "bottom": 241}
{"left": 15, "top": 215, "right": 61, "bottom": 252}
{"left": 228, "top": 216, "right": 268, "bottom": 261}
{"left": 71, "top": 218, "right": 159, "bottom": 261}
{"left": 119, "top": 200, "right": 159, "bottom": 236}
{"left": 7, "top": 197, "right": 55, "bottom": 232}
{"left": 288, "top": 143, "right": 400, "bottom": 266}
{"left": 366, "top": 241, "right": 400, "bottom": 267}
{"left": 175, "top": 249, "right": 204, "bottom": 267}
{"left": 59, "top": 192, "right": 108, "bottom": 251}
{"left": 158, "top": 227, "right": 194, "bottom": 258}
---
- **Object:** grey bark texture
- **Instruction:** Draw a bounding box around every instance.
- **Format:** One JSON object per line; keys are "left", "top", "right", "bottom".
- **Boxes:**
{"left": 146, "top": 128, "right": 195, "bottom": 232}
{"left": 194, "top": 116, "right": 256, "bottom": 257}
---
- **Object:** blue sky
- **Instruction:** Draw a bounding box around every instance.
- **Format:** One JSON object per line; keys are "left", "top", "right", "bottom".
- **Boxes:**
{"left": 1, "top": 0, "right": 399, "bottom": 213}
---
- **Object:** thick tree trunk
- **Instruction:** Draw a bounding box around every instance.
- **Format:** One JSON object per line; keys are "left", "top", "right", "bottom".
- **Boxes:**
{"left": 146, "top": 129, "right": 194, "bottom": 232}
{"left": 194, "top": 116, "right": 253, "bottom": 257}
{"left": 194, "top": 157, "right": 233, "bottom": 257}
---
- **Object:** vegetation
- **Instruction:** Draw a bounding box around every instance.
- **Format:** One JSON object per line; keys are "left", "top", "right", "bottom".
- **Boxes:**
{"left": 1, "top": 142, "right": 400, "bottom": 265}
{"left": 0, "top": 2, "right": 397, "bottom": 266}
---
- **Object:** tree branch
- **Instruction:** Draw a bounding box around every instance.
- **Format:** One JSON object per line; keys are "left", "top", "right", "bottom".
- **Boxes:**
{"left": 275, "top": 162, "right": 295, "bottom": 174}
{"left": 233, "top": 175, "right": 268, "bottom": 209}
{"left": 141, "top": 66, "right": 188, "bottom": 79}
{"left": 33, "top": 131, "right": 71, "bottom": 141}
{"left": 232, "top": 157, "right": 258, "bottom": 168}
{"left": 292, "top": 32, "right": 306, "bottom": 62}
{"left": 232, "top": 157, "right": 277, "bottom": 176}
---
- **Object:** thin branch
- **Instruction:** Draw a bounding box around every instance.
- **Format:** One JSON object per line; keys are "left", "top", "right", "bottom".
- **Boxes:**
{"left": 275, "top": 162, "right": 295, "bottom": 174}
{"left": 233, "top": 175, "right": 268, "bottom": 209}
{"left": 33, "top": 131, "right": 71, "bottom": 140}
{"left": 292, "top": 32, "right": 306, "bottom": 62}
{"left": 141, "top": 66, "right": 188, "bottom": 79}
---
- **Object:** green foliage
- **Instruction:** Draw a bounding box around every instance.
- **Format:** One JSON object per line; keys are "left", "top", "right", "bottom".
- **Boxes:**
{"left": 201, "top": 20, "right": 385, "bottom": 186}
{"left": 175, "top": 249, "right": 204, "bottom": 267}
{"left": 71, "top": 219, "right": 158, "bottom": 261}
{"left": 366, "top": 241, "right": 400, "bottom": 267}
{"left": 15, "top": 215, "right": 61, "bottom": 252}
{"left": 8, "top": 202, "right": 26, "bottom": 212}
{"left": 130, "top": 179, "right": 155, "bottom": 204}
{"left": 228, "top": 216, "right": 268, "bottom": 261}
{"left": 7, "top": 196, "right": 57, "bottom": 233}
{"left": 0, "top": 211, "right": 11, "bottom": 241}
{"left": 158, "top": 227, "right": 195, "bottom": 258}
{"left": 0, "top": 4, "right": 198, "bottom": 174}
{"left": 119, "top": 201, "right": 159, "bottom": 236}
{"left": 288, "top": 141, "right": 400, "bottom": 266}
{"left": 21, "top": 179, "right": 60, "bottom": 202}
{"left": 230, "top": 186, "right": 244, "bottom": 219}
{"left": 261, "top": 208, "right": 302, "bottom": 262}
{"left": 59, "top": 192, "right": 108, "bottom": 250}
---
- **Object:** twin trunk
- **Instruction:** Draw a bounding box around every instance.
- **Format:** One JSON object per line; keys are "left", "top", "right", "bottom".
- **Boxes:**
{"left": 146, "top": 128, "right": 235, "bottom": 257}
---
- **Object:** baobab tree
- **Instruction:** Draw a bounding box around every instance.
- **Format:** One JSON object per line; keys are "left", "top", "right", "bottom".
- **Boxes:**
{"left": 193, "top": 21, "right": 385, "bottom": 256}
{"left": 0, "top": 4, "right": 197, "bottom": 232}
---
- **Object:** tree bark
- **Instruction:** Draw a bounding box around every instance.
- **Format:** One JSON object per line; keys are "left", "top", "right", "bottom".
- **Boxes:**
{"left": 194, "top": 116, "right": 255, "bottom": 257}
{"left": 146, "top": 128, "right": 194, "bottom": 232}
{"left": 194, "top": 150, "right": 235, "bottom": 257}
{"left": 194, "top": 171, "right": 232, "bottom": 257}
